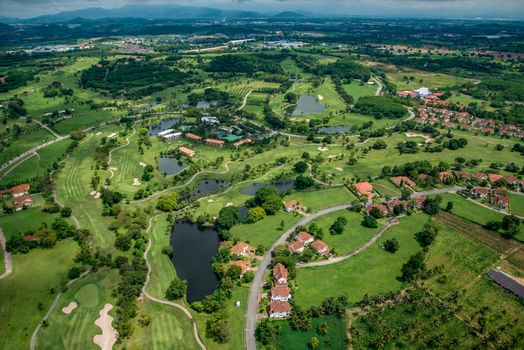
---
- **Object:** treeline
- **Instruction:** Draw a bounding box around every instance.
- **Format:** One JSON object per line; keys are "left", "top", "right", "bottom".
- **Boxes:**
{"left": 187, "top": 88, "right": 230, "bottom": 106}
{"left": 205, "top": 54, "right": 283, "bottom": 75}
{"left": 353, "top": 96, "right": 407, "bottom": 119}
{"left": 461, "top": 75, "right": 524, "bottom": 103}
{"left": 317, "top": 60, "right": 371, "bottom": 82}
{"left": 0, "top": 70, "right": 35, "bottom": 92}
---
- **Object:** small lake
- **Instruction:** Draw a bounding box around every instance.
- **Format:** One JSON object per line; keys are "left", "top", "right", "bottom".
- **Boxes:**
{"left": 240, "top": 180, "right": 295, "bottom": 196}
{"left": 196, "top": 100, "right": 218, "bottom": 110}
{"left": 170, "top": 220, "right": 219, "bottom": 303}
{"left": 317, "top": 125, "right": 352, "bottom": 134}
{"left": 184, "top": 179, "right": 231, "bottom": 200}
{"left": 158, "top": 157, "right": 187, "bottom": 176}
{"left": 148, "top": 118, "right": 181, "bottom": 136}
{"left": 292, "top": 95, "right": 325, "bottom": 116}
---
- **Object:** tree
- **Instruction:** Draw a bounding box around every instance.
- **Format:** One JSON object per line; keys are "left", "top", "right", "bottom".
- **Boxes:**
{"left": 383, "top": 238, "right": 399, "bottom": 253}
{"left": 294, "top": 161, "right": 309, "bottom": 173}
{"left": 309, "top": 336, "right": 320, "bottom": 349}
{"left": 295, "top": 175, "right": 315, "bottom": 190}
{"left": 317, "top": 322, "right": 329, "bottom": 336}
{"left": 255, "top": 319, "right": 280, "bottom": 345}
{"left": 290, "top": 307, "right": 312, "bottom": 331}
{"left": 165, "top": 277, "right": 188, "bottom": 300}
{"left": 400, "top": 251, "right": 426, "bottom": 282}
{"left": 415, "top": 223, "right": 439, "bottom": 248}
{"left": 156, "top": 193, "right": 179, "bottom": 212}
{"left": 400, "top": 187, "right": 411, "bottom": 200}
{"left": 329, "top": 217, "right": 347, "bottom": 235}
{"left": 501, "top": 215, "right": 521, "bottom": 238}
{"left": 369, "top": 207, "right": 384, "bottom": 219}
{"left": 217, "top": 206, "right": 240, "bottom": 229}
{"left": 205, "top": 312, "right": 231, "bottom": 343}
{"left": 246, "top": 206, "right": 266, "bottom": 223}
{"left": 372, "top": 139, "right": 387, "bottom": 150}
{"left": 60, "top": 207, "right": 72, "bottom": 217}
{"left": 362, "top": 215, "right": 377, "bottom": 228}
{"left": 423, "top": 195, "right": 442, "bottom": 216}
{"left": 446, "top": 201, "right": 454, "bottom": 212}
{"left": 262, "top": 195, "right": 283, "bottom": 215}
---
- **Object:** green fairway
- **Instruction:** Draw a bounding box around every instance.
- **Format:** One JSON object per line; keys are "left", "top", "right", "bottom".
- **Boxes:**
{"left": 294, "top": 214, "right": 427, "bottom": 308}
{"left": 372, "top": 178, "right": 401, "bottom": 198}
{"left": 36, "top": 268, "right": 120, "bottom": 350}
{"left": 283, "top": 187, "right": 356, "bottom": 212}
{"left": 343, "top": 81, "right": 376, "bottom": 99}
{"left": 387, "top": 70, "right": 472, "bottom": 91}
{"left": 0, "top": 239, "right": 78, "bottom": 349}
{"left": 0, "top": 208, "right": 60, "bottom": 239}
{"left": 305, "top": 209, "right": 384, "bottom": 255}
{"left": 509, "top": 193, "right": 524, "bottom": 217}
{"left": 276, "top": 315, "right": 348, "bottom": 350}
{"left": 0, "top": 128, "right": 54, "bottom": 165}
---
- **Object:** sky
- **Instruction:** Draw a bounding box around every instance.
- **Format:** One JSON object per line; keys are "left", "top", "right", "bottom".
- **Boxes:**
{"left": 1, "top": 0, "right": 523, "bottom": 19}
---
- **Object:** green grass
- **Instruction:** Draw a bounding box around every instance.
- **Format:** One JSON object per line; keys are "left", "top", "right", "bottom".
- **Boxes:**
{"left": 275, "top": 315, "right": 348, "bottom": 350}
{"left": 294, "top": 214, "right": 427, "bottom": 308}
{"left": 0, "top": 208, "right": 59, "bottom": 239}
{"left": 0, "top": 128, "right": 54, "bottom": 165}
{"left": 35, "top": 268, "right": 120, "bottom": 350}
{"left": 0, "top": 239, "right": 78, "bottom": 349}
{"left": 343, "top": 81, "right": 376, "bottom": 100}
{"left": 283, "top": 187, "right": 356, "bottom": 212}
{"left": 305, "top": 210, "right": 383, "bottom": 255}
{"left": 372, "top": 178, "right": 401, "bottom": 198}
{"left": 387, "top": 70, "right": 472, "bottom": 91}
{"left": 509, "top": 193, "right": 524, "bottom": 217}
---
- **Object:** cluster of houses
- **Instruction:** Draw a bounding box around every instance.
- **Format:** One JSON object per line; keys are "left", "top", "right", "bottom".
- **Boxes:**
{"left": 230, "top": 241, "right": 259, "bottom": 277}
{"left": 397, "top": 87, "right": 435, "bottom": 99}
{"left": 0, "top": 184, "right": 33, "bottom": 211}
{"left": 268, "top": 263, "right": 292, "bottom": 318}
{"left": 415, "top": 105, "right": 524, "bottom": 138}
{"left": 288, "top": 231, "right": 330, "bottom": 256}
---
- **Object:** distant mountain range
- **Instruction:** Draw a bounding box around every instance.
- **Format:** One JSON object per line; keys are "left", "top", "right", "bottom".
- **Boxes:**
{"left": 1, "top": 5, "right": 317, "bottom": 24}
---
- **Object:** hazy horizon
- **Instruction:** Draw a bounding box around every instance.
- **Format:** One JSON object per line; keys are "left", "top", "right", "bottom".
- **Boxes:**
{"left": 1, "top": 0, "right": 524, "bottom": 20}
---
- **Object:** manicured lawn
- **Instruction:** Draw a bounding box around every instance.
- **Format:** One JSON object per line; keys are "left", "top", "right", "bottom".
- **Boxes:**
{"left": 0, "top": 239, "right": 78, "bottom": 349}
{"left": 387, "top": 70, "right": 472, "bottom": 91}
{"left": 284, "top": 187, "right": 356, "bottom": 212}
{"left": 0, "top": 128, "right": 54, "bottom": 165}
{"left": 0, "top": 208, "right": 59, "bottom": 239}
{"left": 305, "top": 210, "right": 384, "bottom": 255}
{"left": 294, "top": 214, "right": 428, "bottom": 308}
{"left": 343, "top": 81, "right": 376, "bottom": 99}
{"left": 509, "top": 193, "right": 524, "bottom": 217}
{"left": 276, "top": 315, "right": 348, "bottom": 350}
{"left": 35, "top": 268, "right": 120, "bottom": 350}
{"left": 372, "top": 178, "right": 401, "bottom": 198}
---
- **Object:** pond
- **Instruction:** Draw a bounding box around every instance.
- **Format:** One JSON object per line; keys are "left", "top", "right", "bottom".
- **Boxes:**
{"left": 317, "top": 125, "right": 352, "bottom": 134}
{"left": 184, "top": 179, "right": 231, "bottom": 200}
{"left": 292, "top": 95, "right": 325, "bottom": 116}
{"left": 240, "top": 180, "right": 295, "bottom": 196}
{"left": 196, "top": 100, "right": 218, "bottom": 110}
{"left": 147, "top": 118, "right": 181, "bottom": 136}
{"left": 170, "top": 220, "right": 219, "bottom": 303}
{"left": 158, "top": 157, "right": 187, "bottom": 176}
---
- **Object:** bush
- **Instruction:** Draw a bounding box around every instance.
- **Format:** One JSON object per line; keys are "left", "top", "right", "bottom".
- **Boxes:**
{"left": 362, "top": 215, "right": 378, "bottom": 228}
{"left": 165, "top": 277, "right": 188, "bottom": 300}
{"left": 383, "top": 238, "right": 399, "bottom": 253}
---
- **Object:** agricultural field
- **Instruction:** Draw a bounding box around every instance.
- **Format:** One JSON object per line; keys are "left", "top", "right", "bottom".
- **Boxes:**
{"left": 387, "top": 70, "right": 473, "bottom": 91}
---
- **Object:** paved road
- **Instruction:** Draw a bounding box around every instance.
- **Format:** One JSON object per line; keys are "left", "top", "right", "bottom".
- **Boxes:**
{"left": 245, "top": 203, "right": 353, "bottom": 350}
{"left": 33, "top": 119, "right": 61, "bottom": 139}
{"left": 297, "top": 218, "right": 399, "bottom": 268}
{"left": 0, "top": 229, "right": 12, "bottom": 280}
{"left": 371, "top": 75, "right": 384, "bottom": 96}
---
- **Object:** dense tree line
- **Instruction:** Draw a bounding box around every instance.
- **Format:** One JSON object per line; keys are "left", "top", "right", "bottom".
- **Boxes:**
{"left": 353, "top": 96, "right": 407, "bottom": 119}
{"left": 205, "top": 54, "right": 283, "bottom": 75}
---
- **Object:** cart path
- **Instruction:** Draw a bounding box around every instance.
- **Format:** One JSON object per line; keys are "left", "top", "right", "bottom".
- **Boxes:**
{"left": 297, "top": 218, "right": 400, "bottom": 268}
{"left": 0, "top": 228, "right": 12, "bottom": 280}
{"left": 141, "top": 215, "right": 206, "bottom": 350}
{"left": 238, "top": 89, "right": 253, "bottom": 111}
{"left": 107, "top": 124, "right": 136, "bottom": 181}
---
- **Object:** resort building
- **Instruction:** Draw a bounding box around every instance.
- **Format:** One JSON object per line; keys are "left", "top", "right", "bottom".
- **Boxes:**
{"left": 178, "top": 146, "right": 196, "bottom": 157}
{"left": 311, "top": 240, "right": 329, "bottom": 256}
{"left": 233, "top": 138, "right": 254, "bottom": 148}
{"left": 205, "top": 138, "right": 225, "bottom": 148}
{"left": 13, "top": 194, "right": 33, "bottom": 211}
{"left": 268, "top": 301, "right": 291, "bottom": 318}
{"left": 230, "top": 260, "right": 252, "bottom": 276}
{"left": 354, "top": 182, "right": 374, "bottom": 201}
{"left": 273, "top": 263, "right": 288, "bottom": 285}
{"left": 0, "top": 184, "right": 30, "bottom": 198}
{"left": 185, "top": 133, "right": 202, "bottom": 141}
{"left": 284, "top": 200, "right": 307, "bottom": 213}
{"left": 390, "top": 176, "right": 416, "bottom": 188}
{"left": 471, "top": 187, "right": 490, "bottom": 198}
{"left": 296, "top": 231, "right": 314, "bottom": 245}
{"left": 231, "top": 242, "right": 257, "bottom": 257}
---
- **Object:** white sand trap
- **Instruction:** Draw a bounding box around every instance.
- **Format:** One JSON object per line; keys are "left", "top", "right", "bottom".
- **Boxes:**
{"left": 93, "top": 303, "right": 117, "bottom": 350}
{"left": 318, "top": 147, "right": 329, "bottom": 152}
{"left": 139, "top": 162, "right": 147, "bottom": 167}
{"left": 95, "top": 132, "right": 102, "bottom": 136}
{"left": 94, "top": 192, "right": 101, "bottom": 199}
{"left": 226, "top": 202, "right": 233, "bottom": 207}
{"left": 109, "top": 167, "right": 117, "bottom": 171}
{"left": 405, "top": 132, "right": 433, "bottom": 143}
{"left": 336, "top": 167, "right": 343, "bottom": 172}
{"left": 90, "top": 191, "right": 97, "bottom": 196}
{"left": 62, "top": 301, "right": 78, "bottom": 315}
{"left": 328, "top": 154, "right": 339, "bottom": 159}
{"left": 208, "top": 199, "right": 215, "bottom": 203}
{"left": 108, "top": 133, "right": 117, "bottom": 138}
{"left": 132, "top": 178, "right": 141, "bottom": 186}
{"left": 317, "top": 95, "right": 324, "bottom": 101}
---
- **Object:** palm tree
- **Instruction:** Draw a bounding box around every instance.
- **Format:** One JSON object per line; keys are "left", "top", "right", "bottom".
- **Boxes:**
{"left": 318, "top": 322, "right": 329, "bottom": 336}
{"left": 309, "top": 336, "right": 320, "bottom": 349}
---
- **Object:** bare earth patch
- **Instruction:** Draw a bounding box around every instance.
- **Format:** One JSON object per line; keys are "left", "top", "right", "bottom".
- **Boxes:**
{"left": 318, "top": 147, "right": 329, "bottom": 152}
{"left": 405, "top": 132, "right": 434, "bottom": 143}
{"left": 108, "top": 133, "right": 117, "bottom": 138}
{"left": 132, "top": 178, "right": 141, "bottom": 186}
{"left": 62, "top": 301, "right": 78, "bottom": 315}
{"left": 93, "top": 303, "right": 117, "bottom": 350}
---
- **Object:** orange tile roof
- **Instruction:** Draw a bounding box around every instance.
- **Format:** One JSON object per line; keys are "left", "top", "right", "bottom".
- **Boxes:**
{"left": 205, "top": 138, "right": 225, "bottom": 145}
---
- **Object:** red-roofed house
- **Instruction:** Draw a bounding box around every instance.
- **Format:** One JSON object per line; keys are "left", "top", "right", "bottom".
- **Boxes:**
{"left": 11, "top": 184, "right": 30, "bottom": 198}
{"left": 270, "top": 285, "right": 291, "bottom": 302}
{"left": 185, "top": 133, "right": 202, "bottom": 141}
{"left": 13, "top": 194, "right": 33, "bottom": 211}
{"left": 296, "top": 231, "right": 314, "bottom": 245}
{"left": 390, "top": 176, "right": 416, "bottom": 188}
{"left": 471, "top": 187, "right": 490, "bottom": 198}
{"left": 398, "top": 91, "right": 418, "bottom": 98}
{"left": 505, "top": 176, "right": 519, "bottom": 187}
{"left": 488, "top": 173, "right": 504, "bottom": 184}
{"left": 288, "top": 241, "right": 305, "bottom": 254}
{"left": 439, "top": 172, "right": 453, "bottom": 183}
{"left": 311, "top": 240, "right": 329, "bottom": 256}
{"left": 388, "top": 199, "right": 409, "bottom": 211}
{"left": 354, "top": 182, "right": 374, "bottom": 201}
{"left": 366, "top": 203, "right": 388, "bottom": 216}
{"left": 230, "top": 260, "right": 252, "bottom": 276}
{"left": 178, "top": 146, "right": 196, "bottom": 157}
{"left": 205, "top": 138, "right": 225, "bottom": 148}
{"left": 491, "top": 194, "right": 509, "bottom": 209}
{"left": 284, "top": 200, "right": 307, "bottom": 213}
{"left": 472, "top": 172, "right": 488, "bottom": 182}
{"left": 269, "top": 301, "right": 291, "bottom": 318}
{"left": 231, "top": 242, "right": 256, "bottom": 257}
{"left": 412, "top": 196, "right": 426, "bottom": 209}
{"left": 273, "top": 263, "right": 288, "bottom": 285}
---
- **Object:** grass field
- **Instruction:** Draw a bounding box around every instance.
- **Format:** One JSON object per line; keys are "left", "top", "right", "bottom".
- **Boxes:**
{"left": 343, "top": 81, "right": 376, "bottom": 100}
{"left": 509, "top": 193, "right": 524, "bottom": 217}
{"left": 372, "top": 178, "right": 401, "bottom": 198}
{"left": 0, "top": 208, "right": 60, "bottom": 239}
{"left": 0, "top": 239, "right": 78, "bottom": 349}
{"left": 305, "top": 209, "right": 384, "bottom": 255}
{"left": 0, "top": 128, "right": 54, "bottom": 165}
{"left": 275, "top": 315, "right": 348, "bottom": 350}
{"left": 387, "top": 70, "right": 472, "bottom": 91}
{"left": 36, "top": 268, "right": 120, "bottom": 350}
{"left": 294, "top": 214, "right": 427, "bottom": 308}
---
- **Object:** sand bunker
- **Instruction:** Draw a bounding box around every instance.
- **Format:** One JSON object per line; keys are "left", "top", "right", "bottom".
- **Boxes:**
{"left": 318, "top": 147, "right": 329, "bottom": 152}
{"left": 94, "top": 192, "right": 101, "bottom": 199}
{"left": 95, "top": 132, "right": 102, "bottom": 136}
{"left": 109, "top": 167, "right": 117, "bottom": 171}
{"left": 132, "top": 178, "right": 141, "bottom": 186}
{"left": 62, "top": 301, "right": 78, "bottom": 315}
{"left": 139, "top": 162, "right": 147, "bottom": 167}
{"left": 336, "top": 167, "right": 343, "bottom": 172}
{"left": 90, "top": 191, "right": 97, "bottom": 196}
{"left": 405, "top": 132, "right": 434, "bottom": 143}
{"left": 108, "top": 133, "right": 116, "bottom": 138}
{"left": 93, "top": 304, "right": 117, "bottom": 350}
{"left": 317, "top": 95, "right": 324, "bottom": 101}
{"left": 226, "top": 202, "right": 233, "bottom": 207}
{"left": 208, "top": 199, "right": 215, "bottom": 203}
